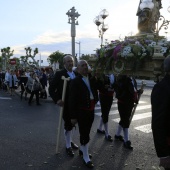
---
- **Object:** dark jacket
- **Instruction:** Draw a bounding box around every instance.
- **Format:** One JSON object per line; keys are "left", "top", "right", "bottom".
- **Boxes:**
{"left": 96, "top": 74, "right": 116, "bottom": 96}
{"left": 115, "top": 75, "right": 134, "bottom": 103}
{"left": 49, "top": 68, "right": 76, "bottom": 104}
{"left": 68, "top": 74, "right": 98, "bottom": 119}
{"left": 151, "top": 74, "right": 170, "bottom": 157}
{"left": 40, "top": 73, "right": 47, "bottom": 88}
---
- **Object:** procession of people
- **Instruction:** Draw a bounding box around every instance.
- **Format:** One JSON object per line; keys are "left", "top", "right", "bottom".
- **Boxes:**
{"left": 2, "top": 53, "right": 170, "bottom": 169}
{"left": 47, "top": 54, "right": 144, "bottom": 168}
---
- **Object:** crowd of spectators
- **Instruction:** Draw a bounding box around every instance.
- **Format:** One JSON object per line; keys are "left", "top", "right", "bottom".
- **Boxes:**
{"left": 0, "top": 67, "right": 54, "bottom": 104}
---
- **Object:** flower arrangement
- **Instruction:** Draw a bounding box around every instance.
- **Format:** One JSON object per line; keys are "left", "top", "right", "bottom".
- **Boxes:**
{"left": 94, "top": 35, "right": 170, "bottom": 73}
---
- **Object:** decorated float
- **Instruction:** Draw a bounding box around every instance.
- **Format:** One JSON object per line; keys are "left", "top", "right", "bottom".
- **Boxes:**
{"left": 91, "top": 0, "right": 170, "bottom": 81}
{"left": 93, "top": 34, "right": 170, "bottom": 80}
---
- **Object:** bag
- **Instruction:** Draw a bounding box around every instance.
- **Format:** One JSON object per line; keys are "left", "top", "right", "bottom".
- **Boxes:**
{"left": 33, "top": 81, "right": 42, "bottom": 91}
{"left": 26, "top": 86, "right": 31, "bottom": 94}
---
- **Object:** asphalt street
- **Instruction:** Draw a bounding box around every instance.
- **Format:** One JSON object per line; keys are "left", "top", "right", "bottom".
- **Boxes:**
{"left": 0, "top": 87, "right": 164, "bottom": 170}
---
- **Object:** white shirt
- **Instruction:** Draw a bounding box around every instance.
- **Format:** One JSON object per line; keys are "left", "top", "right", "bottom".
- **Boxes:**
{"left": 67, "top": 71, "right": 75, "bottom": 79}
{"left": 83, "top": 76, "right": 94, "bottom": 99}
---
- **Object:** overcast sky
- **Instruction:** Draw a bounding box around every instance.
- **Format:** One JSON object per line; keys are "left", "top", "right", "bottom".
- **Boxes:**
{"left": 0, "top": 0, "right": 170, "bottom": 66}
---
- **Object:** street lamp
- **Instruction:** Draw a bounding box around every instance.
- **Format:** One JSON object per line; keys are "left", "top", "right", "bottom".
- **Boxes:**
{"left": 66, "top": 7, "right": 80, "bottom": 66}
{"left": 94, "top": 9, "right": 109, "bottom": 47}
{"left": 75, "top": 41, "right": 81, "bottom": 59}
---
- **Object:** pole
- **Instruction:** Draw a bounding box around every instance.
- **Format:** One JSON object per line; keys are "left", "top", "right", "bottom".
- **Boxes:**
{"left": 101, "top": 33, "right": 103, "bottom": 47}
{"left": 72, "top": 36, "right": 75, "bottom": 66}
{"left": 76, "top": 41, "right": 81, "bottom": 60}
{"left": 66, "top": 7, "right": 80, "bottom": 67}
{"left": 129, "top": 81, "right": 146, "bottom": 124}
{"left": 56, "top": 76, "right": 70, "bottom": 153}
{"left": 71, "top": 14, "right": 76, "bottom": 66}
{"left": 79, "top": 41, "right": 80, "bottom": 59}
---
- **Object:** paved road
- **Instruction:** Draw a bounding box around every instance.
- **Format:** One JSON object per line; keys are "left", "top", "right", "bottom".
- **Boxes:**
{"left": 0, "top": 88, "right": 164, "bottom": 170}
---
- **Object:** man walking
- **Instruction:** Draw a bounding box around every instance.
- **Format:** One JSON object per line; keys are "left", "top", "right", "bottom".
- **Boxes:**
{"left": 69, "top": 60, "right": 98, "bottom": 168}
{"left": 49, "top": 55, "right": 78, "bottom": 156}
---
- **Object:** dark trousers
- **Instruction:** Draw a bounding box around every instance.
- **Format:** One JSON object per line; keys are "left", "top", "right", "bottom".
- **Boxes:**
{"left": 28, "top": 90, "right": 40, "bottom": 104}
{"left": 118, "top": 101, "right": 134, "bottom": 128}
{"left": 99, "top": 94, "right": 113, "bottom": 123}
{"left": 78, "top": 109, "right": 94, "bottom": 145}
{"left": 40, "top": 87, "right": 47, "bottom": 98}
{"left": 63, "top": 107, "right": 74, "bottom": 131}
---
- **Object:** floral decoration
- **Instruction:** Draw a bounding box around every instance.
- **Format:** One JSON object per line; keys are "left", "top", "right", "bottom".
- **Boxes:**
{"left": 94, "top": 35, "right": 170, "bottom": 73}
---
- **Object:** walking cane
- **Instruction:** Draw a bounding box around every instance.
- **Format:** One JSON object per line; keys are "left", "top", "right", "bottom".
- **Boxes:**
{"left": 56, "top": 76, "right": 70, "bottom": 154}
{"left": 129, "top": 80, "right": 146, "bottom": 124}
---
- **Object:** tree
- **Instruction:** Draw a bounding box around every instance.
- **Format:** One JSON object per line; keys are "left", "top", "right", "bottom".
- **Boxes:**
{"left": 1, "top": 47, "right": 14, "bottom": 70}
{"left": 79, "top": 54, "right": 91, "bottom": 60}
{"left": 47, "top": 50, "right": 65, "bottom": 69}
{"left": 24, "top": 47, "right": 39, "bottom": 67}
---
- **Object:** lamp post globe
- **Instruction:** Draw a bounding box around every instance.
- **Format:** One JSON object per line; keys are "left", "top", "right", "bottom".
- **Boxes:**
{"left": 140, "top": 0, "right": 154, "bottom": 10}
{"left": 93, "top": 16, "right": 103, "bottom": 26}
{"left": 94, "top": 9, "right": 109, "bottom": 47}
{"left": 168, "top": 6, "right": 170, "bottom": 13}
{"left": 100, "top": 9, "right": 109, "bottom": 19}
{"left": 102, "top": 24, "right": 109, "bottom": 32}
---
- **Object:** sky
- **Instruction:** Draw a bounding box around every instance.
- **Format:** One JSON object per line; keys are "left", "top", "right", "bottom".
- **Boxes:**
{"left": 0, "top": 0, "right": 170, "bottom": 66}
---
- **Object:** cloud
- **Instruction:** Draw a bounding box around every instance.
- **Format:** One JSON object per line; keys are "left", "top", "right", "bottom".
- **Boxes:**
{"left": 31, "top": 30, "right": 71, "bottom": 44}
{"left": 9, "top": 17, "right": 138, "bottom": 66}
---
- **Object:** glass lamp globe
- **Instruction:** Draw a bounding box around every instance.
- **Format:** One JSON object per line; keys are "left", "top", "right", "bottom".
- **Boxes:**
{"left": 102, "top": 24, "right": 109, "bottom": 32}
{"left": 168, "top": 6, "right": 170, "bottom": 13}
{"left": 100, "top": 9, "right": 109, "bottom": 19}
{"left": 94, "top": 16, "right": 103, "bottom": 26}
{"left": 140, "top": 0, "right": 154, "bottom": 10}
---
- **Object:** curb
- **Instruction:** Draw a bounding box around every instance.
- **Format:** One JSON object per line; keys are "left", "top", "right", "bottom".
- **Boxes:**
{"left": 136, "top": 79, "right": 155, "bottom": 88}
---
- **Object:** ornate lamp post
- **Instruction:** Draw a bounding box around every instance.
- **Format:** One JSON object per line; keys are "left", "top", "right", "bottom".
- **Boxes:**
{"left": 94, "top": 9, "right": 109, "bottom": 47}
{"left": 66, "top": 7, "right": 80, "bottom": 66}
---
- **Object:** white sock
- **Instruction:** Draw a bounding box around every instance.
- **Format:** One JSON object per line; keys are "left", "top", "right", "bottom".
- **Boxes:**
{"left": 116, "top": 124, "right": 123, "bottom": 136}
{"left": 81, "top": 143, "right": 90, "bottom": 163}
{"left": 64, "top": 130, "right": 71, "bottom": 148}
{"left": 98, "top": 117, "right": 103, "bottom": 130}
{"left": 123, "top": 128, "right": 129, "bottom": 142}
{"left": 104, "top": 122, "right": 109, "bottom": 137}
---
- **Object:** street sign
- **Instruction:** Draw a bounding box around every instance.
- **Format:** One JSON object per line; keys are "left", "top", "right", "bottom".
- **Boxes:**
{"left": 9, "top": 59, "right": 16, "bottom": 65}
